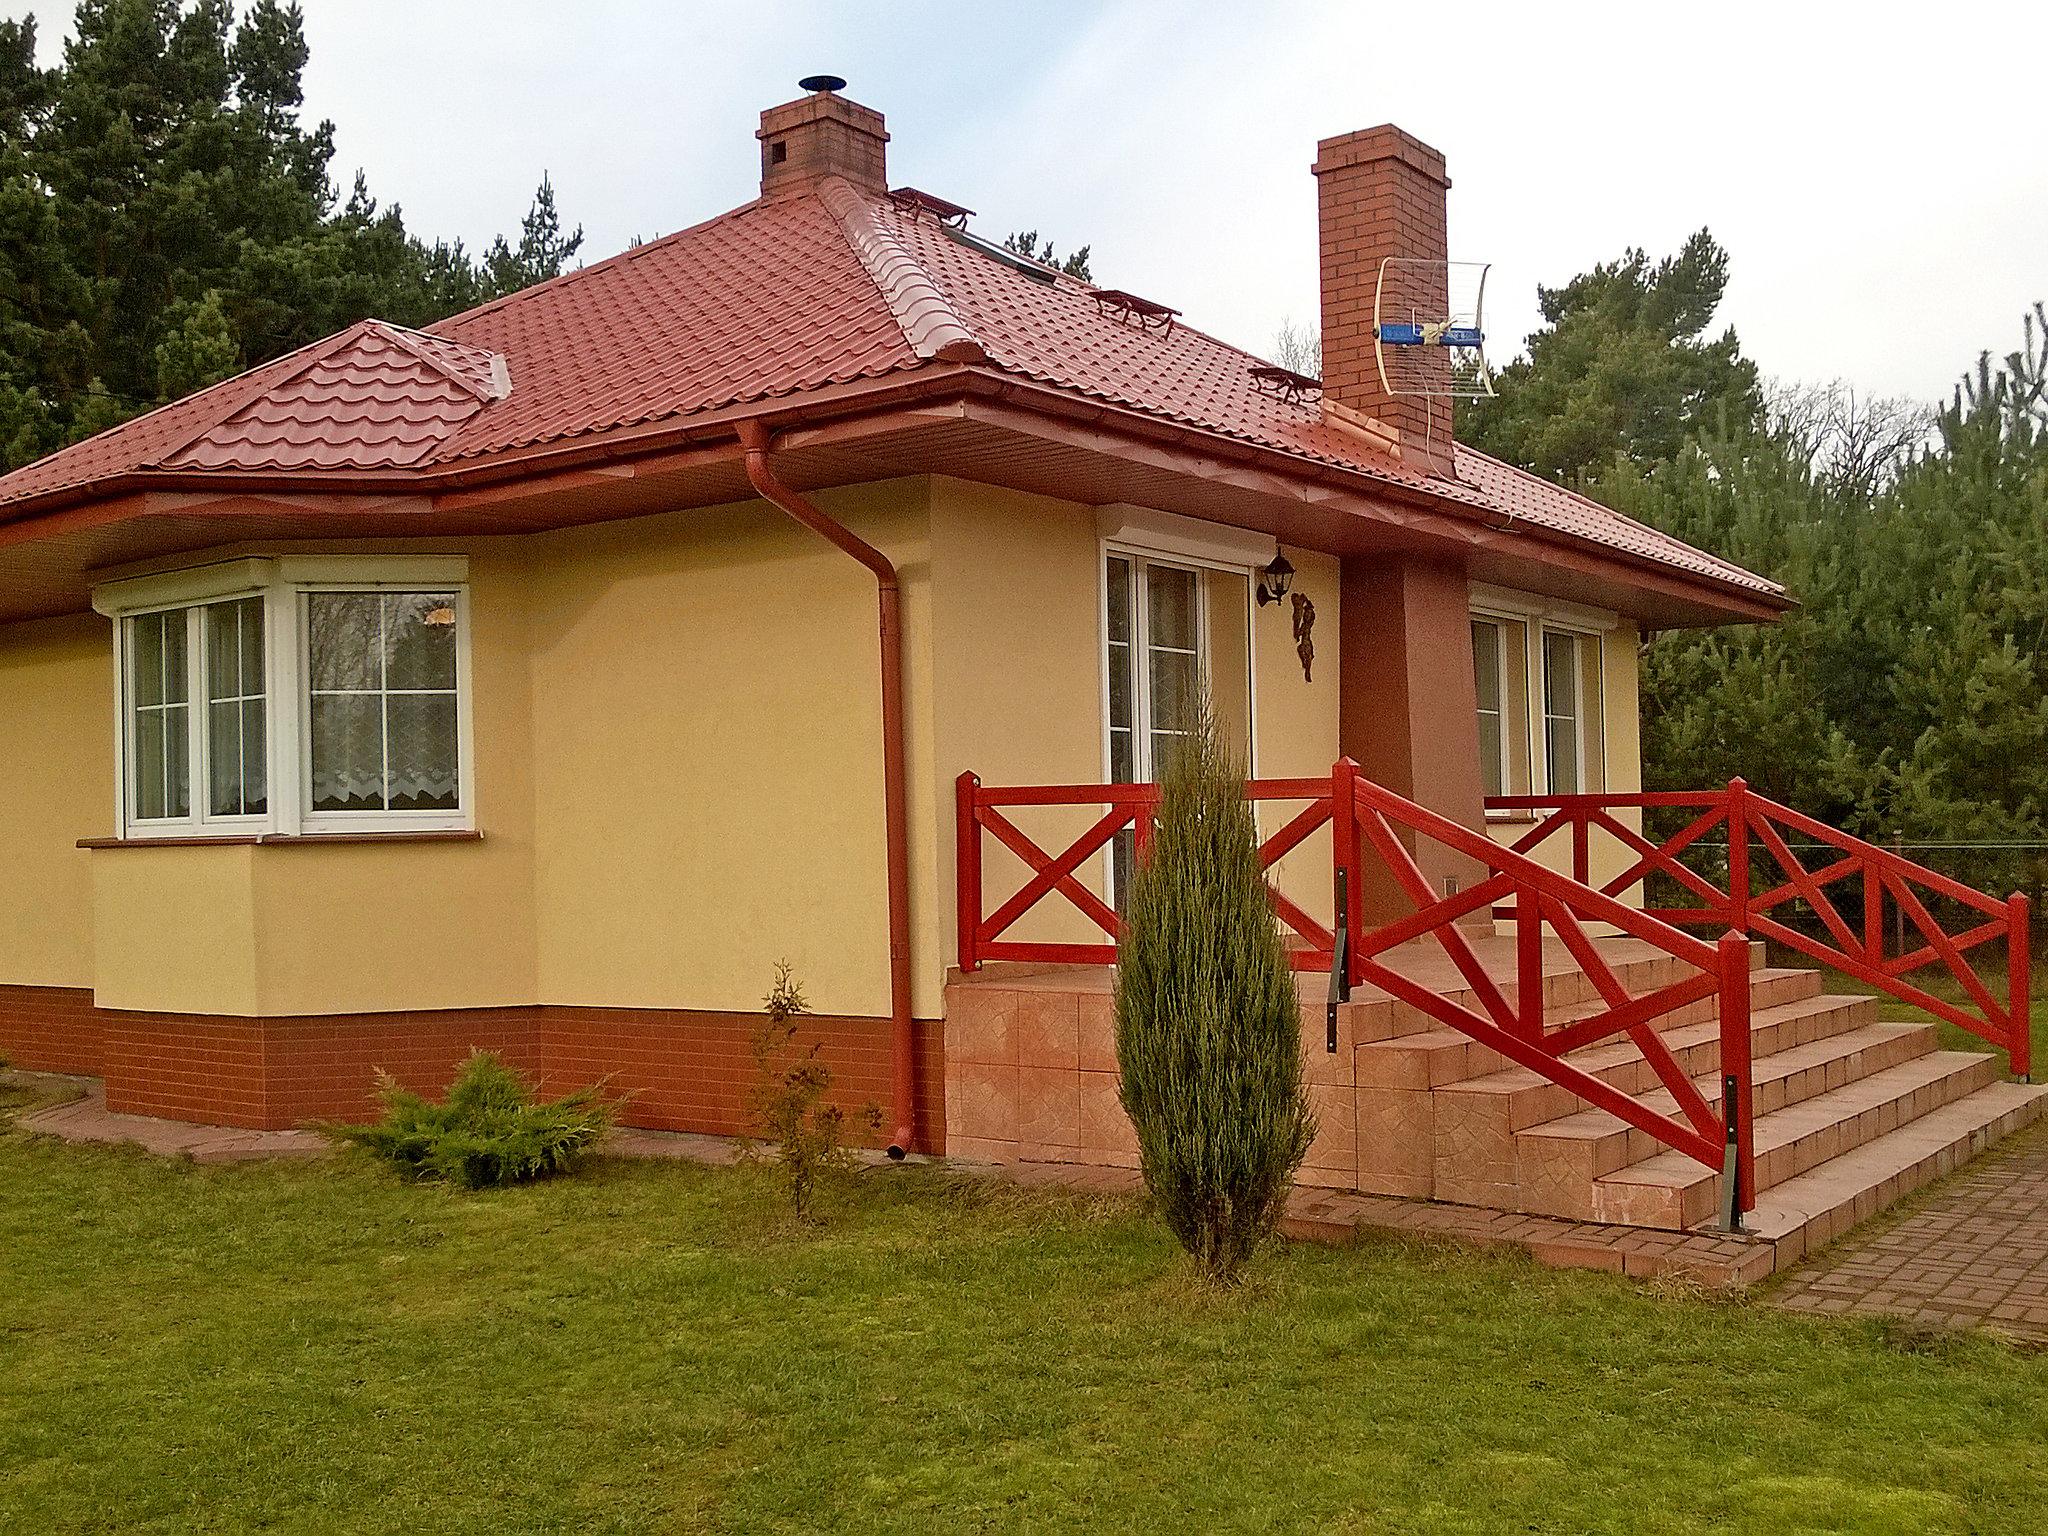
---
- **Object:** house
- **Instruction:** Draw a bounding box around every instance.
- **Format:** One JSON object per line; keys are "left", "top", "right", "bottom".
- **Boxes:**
{"left": 0, "top": 84, "right": 2033, "bottom": 1253}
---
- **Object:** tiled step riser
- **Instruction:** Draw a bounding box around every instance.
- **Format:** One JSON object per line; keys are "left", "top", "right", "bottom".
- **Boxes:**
{"left": 1332, "top": 951, "right": 1709, "bottom": 1048}
{"left": 1592, "top": 1054, "right": 2005, "bottom": 1229}
{"left": 1355, "top": 968, "right": 1822, "bottom": 1094}
{"left": 1758, "top": 1088, "right": 2048, "bottom": 1264}
{"left": 1427, "top": 1000, "right": 1888, "bottom": 1207}
{"left": 1459, "top": 994, "right": 1881, "bottom": 1136}
{"left": 1522, "top": 1020, "right": 1932, "bottom": 1191}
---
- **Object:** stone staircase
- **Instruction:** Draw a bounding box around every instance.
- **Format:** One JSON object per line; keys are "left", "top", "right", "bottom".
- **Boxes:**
{"left": 1338, "top": 945, "right": 2046, "bottom": 1255}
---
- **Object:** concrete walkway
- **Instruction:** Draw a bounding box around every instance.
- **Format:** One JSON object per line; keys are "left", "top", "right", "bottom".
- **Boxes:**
{"left": 1771, "top": 1121, "right": 2048, "bottom": 1343}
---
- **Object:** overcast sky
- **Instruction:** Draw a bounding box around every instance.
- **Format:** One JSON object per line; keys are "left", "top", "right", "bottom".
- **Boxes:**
{"left": 12, "top": 1, "right": 2048, "bottom": 406}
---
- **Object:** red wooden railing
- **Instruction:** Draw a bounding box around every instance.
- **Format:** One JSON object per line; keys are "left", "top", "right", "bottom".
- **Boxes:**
{"left": 954, "top": 772, "right": 1344, "bottom": 972}
{"left": 957, "top": 760, "right": 1759, "bottom": 1215}
{"left": 1489, "top": 780, "right": 2032, "bottom": 1080}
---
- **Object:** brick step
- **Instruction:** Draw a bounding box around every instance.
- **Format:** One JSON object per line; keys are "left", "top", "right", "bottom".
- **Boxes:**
{"left": 1579, "top": 1049, "right": 2005, "bottom": 1229}
{"left": 1438, "top": 989, "right": 1874, "bottom": 1133}
{"left": 1739, "top": 1080, "right": 2048, "bottom": 1260}
{"left": 1354, "top": 967, "right": 1821, "bottom": 1092}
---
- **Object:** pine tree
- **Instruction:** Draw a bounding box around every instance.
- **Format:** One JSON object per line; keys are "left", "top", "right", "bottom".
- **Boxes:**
{"left": 1113, "top": 705, "right": 1314, "bottom": 1286}
{"left": 0, "top": 0, "right": 583, "bottom": 472}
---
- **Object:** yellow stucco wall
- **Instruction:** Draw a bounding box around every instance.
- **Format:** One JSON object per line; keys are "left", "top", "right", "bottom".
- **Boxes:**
{"left": 91, "top": 846, "right": 261, "bottom": 1013}
{"left": 1251, "top": 547, "right": 1342, "bottom": 919}
{"left": 928, "top": 479, "right": 1107, "bottom": 968}
{"left": 525, "top": 480, "right": 935, "bottom": 1020}
{"left": 2, "top": 481, "right": 1646, "bottom": 1023}
{"left": 0, "top": 613, "right": 108, "bottom": 989}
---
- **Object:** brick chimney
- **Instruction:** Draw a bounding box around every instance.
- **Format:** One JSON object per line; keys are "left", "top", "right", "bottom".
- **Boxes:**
{"left": 757, "top": 81, "right": 888, "bottom": 198}
{"left": 1313, "top": 125, "right": 1455, "bottom": 477}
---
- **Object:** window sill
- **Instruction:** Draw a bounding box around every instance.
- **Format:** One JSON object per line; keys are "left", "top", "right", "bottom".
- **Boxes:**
{"left": 1483, "top": 810, "right": 1540, "bottom": 826}
{"left": 79, "top": 830, "right": 483, "bottom": 850}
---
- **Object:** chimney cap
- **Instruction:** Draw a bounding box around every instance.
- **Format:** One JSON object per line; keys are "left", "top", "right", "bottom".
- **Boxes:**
{"left": 798, "top": 74, "right": 847, "bottom": 93}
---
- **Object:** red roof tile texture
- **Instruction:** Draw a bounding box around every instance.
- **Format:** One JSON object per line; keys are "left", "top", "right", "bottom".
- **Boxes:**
{"left": 0, "top": 176, "right": 1780, "bottom": 602}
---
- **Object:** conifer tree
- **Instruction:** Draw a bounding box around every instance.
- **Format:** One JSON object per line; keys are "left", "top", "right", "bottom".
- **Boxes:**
{"left": 1113, "top": 705, "right": 1314, "bottom": 1286}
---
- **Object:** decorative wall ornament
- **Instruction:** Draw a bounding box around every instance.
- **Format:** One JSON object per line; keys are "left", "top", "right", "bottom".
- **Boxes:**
{"left": 1290, "top": 591, "right": 1315, "bottom": 682}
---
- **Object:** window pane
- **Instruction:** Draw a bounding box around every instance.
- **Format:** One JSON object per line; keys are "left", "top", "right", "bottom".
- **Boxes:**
{"left": 386, "top": 694, "right": 459, "bottom": 811}
{"left": 308, "top": 590, "right": 462, "bottom": 816}
{"left": 310, "top": 694, "right": 385, "bottom": 812}
{"left": 1543, "top": 631, "right": 1578, "bottom": 718}
{"left": 307, "top": 593, "right": 381, "bottom": 690}
{"left": 1109, "top": 727, "right": 1135, "bottom": 785}
{"left": 132, "top": 706, "right": 167, "bottom": 821}
{"left": 242, "top": 698, "right": 268, "bottom": 815}
{"left": 386, "top": 593, "right": 459, "bottom": 691}
{"left": 207, "top": 697, "right": 269, "bottom": 818}
{"left": 1106, "top": 557, "right": 1132, "bottom": 646}
{"left": 162, "top": 703, "right": 189, "bottom": 817}
{"left": 1543, "top": 630, "right": 1581, "bottom": 795}
{"left": 1149, "top": 645, "right": 1199, "bottom": 741}
{"left": 1147, "top": 565, "right": 1197, "bottom": 652}
{"left": 1547, "top": 718, "right": 1580, "bottom": 795}
{"left": 1478, "top": 710, "right": 1505, "bottom": 798}
{"left": 131, "top": 613, "right": 168, "bottom": 707}
{"left": 1471, "top": 621, "right": 1501, "bottom": 712}
{"left": 204, "top": 598, "right": 266, "bottom": 818}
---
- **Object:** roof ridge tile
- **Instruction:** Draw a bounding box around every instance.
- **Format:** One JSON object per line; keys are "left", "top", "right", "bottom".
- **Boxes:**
{"left": 815, "top": 177, "right": 986, "bottom": 365}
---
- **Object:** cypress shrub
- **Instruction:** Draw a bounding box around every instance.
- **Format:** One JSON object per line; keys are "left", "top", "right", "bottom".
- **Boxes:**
{"left": 1114, "top": 707, "right": 1316, "bottom": 1285}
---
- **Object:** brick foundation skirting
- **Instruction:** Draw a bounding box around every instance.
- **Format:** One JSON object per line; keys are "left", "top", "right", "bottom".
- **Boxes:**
{"left": 0, "top": 986, "right": 946, "bottom": 1152}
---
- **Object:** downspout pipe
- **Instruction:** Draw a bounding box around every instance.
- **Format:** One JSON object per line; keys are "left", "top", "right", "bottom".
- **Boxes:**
{"left": 737, "top": 419, "right": 916, "bottom": 1158}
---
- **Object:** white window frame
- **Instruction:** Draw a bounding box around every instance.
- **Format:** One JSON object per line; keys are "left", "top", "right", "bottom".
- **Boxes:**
{"left": 1468, "top": 583, "right": 1614, "bottom": 802}
{"left": 1539, "top": 625, "right": 1590, "bottom": 797}
{"left": 93, "top": 556, "right": 472, "bottom": 840}
{"left": 1470, "top": 615, "right": 1510, "bottom": 800}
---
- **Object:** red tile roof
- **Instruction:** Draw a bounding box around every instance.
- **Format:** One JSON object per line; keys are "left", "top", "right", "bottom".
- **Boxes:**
{"left": 0, "top": 176, "right": 1781, "bottom": 603}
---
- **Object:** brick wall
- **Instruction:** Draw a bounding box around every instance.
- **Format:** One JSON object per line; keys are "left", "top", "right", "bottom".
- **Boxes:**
{"left": 0, "top": 985, "right": 104, "bottom": 1076}
{"left": 0, "top": 986, "right": 946, "bottom": 1150}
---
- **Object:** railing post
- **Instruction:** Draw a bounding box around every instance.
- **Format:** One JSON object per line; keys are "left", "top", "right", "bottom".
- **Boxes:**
{"left": 1725, "top": 778, "right": 1750, "bottom": 932}
{"left": 955, "top": 771, "right": 981, "bottom": 972}
{"left": 1516, "top": 884, "right": 1543, "bottom": 1041}
{"left": 1716, "top": 928, "right": 1755, "bottom": 1223}
{"left": 2010, "top": 892, "right": 2032, "bottom": 1082}
{"left": 1570, "top": 807, "right": 1590, "bottom": 887}
{"left": 1332, "top": 757, "right": 1363, "bottom": 989}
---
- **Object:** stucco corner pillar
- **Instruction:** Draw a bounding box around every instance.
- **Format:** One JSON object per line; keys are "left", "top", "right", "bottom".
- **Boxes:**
{"left": 1338, "top": 556, "right": 1491, "bottom": 925}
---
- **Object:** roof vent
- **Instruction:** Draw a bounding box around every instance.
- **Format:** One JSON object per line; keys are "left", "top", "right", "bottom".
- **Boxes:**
{"left": 1092, "top": 289, "right": 1180, "bottom": 334}
{"left": 888, "top": 187, "right": 974, "bottom": 227}
{"left": 1248, "top": 364, "right": 1322, "bottom": 404}
{"left": 798, "top": 74, "right": 847, "bottom": 93}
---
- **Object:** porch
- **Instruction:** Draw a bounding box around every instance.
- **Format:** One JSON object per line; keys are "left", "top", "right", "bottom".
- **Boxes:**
{"left": 947, "top": 762, "right": 2045, "bottom": 1262}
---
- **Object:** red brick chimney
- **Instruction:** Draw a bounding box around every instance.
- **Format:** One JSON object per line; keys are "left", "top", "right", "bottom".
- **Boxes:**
{"left": 1313, "top": 125, "right": 1456, "bottom": 477}
{"left": 758, "top": 80, "right": 888, "bottom": 198}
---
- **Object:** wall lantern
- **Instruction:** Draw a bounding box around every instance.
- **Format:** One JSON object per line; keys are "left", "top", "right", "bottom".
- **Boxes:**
{"left": 1255, "top": 550, "right": 1296, "bottom": 606}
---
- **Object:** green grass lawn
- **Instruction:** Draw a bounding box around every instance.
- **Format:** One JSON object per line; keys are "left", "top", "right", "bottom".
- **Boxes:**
{"left": 3, "top": 1127, "right": 2045, "bottom": 1535}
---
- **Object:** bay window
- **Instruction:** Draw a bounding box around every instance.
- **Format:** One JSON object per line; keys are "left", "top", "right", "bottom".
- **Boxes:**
{"left": 95, "top": 558, "right": 471, "bottom": 839}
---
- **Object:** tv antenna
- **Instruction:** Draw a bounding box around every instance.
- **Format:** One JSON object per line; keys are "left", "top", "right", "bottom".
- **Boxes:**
{"left": 1373, "top": 259, "right": 1496, "bottom": 399}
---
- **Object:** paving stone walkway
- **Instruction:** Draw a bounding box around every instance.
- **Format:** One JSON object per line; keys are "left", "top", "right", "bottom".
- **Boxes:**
{"left": 15, "top": 1075, "right": 330, "bottom": 1163}
{"left": 1771, "top": 1121, "right": 2048, "bottom": 1343}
